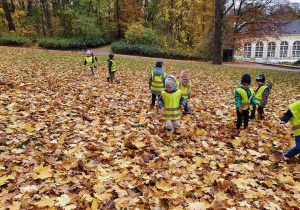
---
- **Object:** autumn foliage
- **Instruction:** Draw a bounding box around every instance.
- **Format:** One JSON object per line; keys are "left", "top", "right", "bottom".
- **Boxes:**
{"left": 0, "top": 46, "right": 300, "bottom": 209}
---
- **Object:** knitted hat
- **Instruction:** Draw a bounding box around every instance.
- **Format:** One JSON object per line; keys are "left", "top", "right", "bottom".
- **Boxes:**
{"left": 156, "top": 60, "right": 163, "bottom": 67}
{"left": 241, "top": 74, "right": 251, "bottom": 84}
{"left": 90, "top": 51, "right": 94, "bottom": 55}
{"left": 180, "top": 69, "right": 190, "bottom": 78}
{"left": 256, "top": 74, "right": 265, "bottom": 83}
{"left": 87, "top": 50, "right": 91, "bottom": 55}
{"left": 165, "top": 75, "right": 176, "bottom": 88}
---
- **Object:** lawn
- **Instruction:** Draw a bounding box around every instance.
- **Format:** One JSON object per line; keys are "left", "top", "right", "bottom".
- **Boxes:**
{"left": 0, "top": 46, "right": 299, "bottom": 209}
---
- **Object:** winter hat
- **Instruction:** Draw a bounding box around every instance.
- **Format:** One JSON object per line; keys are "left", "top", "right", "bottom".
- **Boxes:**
{"left": 255, "top": 74, "right": 265, "bottom": 83}
{"left": 241, "top": 74, "right": 251, "bottom": 84}
{"left": 156, "top": 60, "right": 163, "bottom": 67}
{"left": 90, "top": 51, "right": 94, "bottom": 55}
{"left": 165, "top": 75, "right": 176, "bottom": 88}
{"left": 109, "top": 53, "right": 114, "bottom": 59}
{"left": 180, "top": 69, "right": 190, "bottom": 78}
{"left": 87, "top": 50, "right": 91, "bottom": 55}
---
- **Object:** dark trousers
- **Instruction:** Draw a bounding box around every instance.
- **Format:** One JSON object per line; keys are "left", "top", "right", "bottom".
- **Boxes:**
{"left": 152, "top": 94, "right": 158, "bottom": 106}
{"left": 285, "top": 135, "right": 300, "bottom": 158}
{"left": 236, "top": 109, "right": 249, "bottom": 129}
{"left": 107, "top": 71, "right": 115, "bottom": 82}
{"left": 250, "top": 105, "right": 264, "bottom": 119}
{"left": 184, "top": 102, "right": 190, "bottom": 113}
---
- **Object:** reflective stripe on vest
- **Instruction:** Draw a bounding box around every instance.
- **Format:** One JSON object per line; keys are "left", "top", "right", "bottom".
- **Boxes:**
{"left": 161, "top": 90, "right": 181, "bottom": 120}
{"left": 289, "top": 101, "right": 300, "bottom": 136}
{"left": 234, "top": 88, "right": 254, "bottom": 110}
{"left": 151, "top": 72, "right": 166, "bottom": 91}
{"left": 176, "top": 80, "right": 191, "bottom": 101}
{"left": 256, "top": 85, "right": 269, "bottom": 106}
{"left": 86, "top": 57, "right": 94, "bottom": 67}
{"left": 110, "top": 60, "right": 116, "bottom": 72}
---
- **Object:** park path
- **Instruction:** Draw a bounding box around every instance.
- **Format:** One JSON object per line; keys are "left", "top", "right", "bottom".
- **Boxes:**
{"left": 89, "top": 45, "right": 300, "bottom": 72}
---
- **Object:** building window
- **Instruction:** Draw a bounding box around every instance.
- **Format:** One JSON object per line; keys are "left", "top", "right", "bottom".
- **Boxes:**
{"left": 292, "top": 41, "right": 300, "bottom": 58}
{"left": 255, "top": 42, "right": 263, "bottom": 58}
{"left": 280, "top": 41, "right": 288, "bottom": 58}
{"left": 267, "top": 42, "right": 276, "bottom": 58}
{"left": 243, "top": 43, "right": 252, "bottom": 58}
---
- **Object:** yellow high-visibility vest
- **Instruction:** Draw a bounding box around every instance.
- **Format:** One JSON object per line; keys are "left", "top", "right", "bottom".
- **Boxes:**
{"left": 289, "top": 101, "right": 300, "bottom": 136}
{"left": 176, "top": 80, "right": 191, "bottom": 102}
{"left": 256, "top": 85, "right": 270, "bottom": 106}
{"left": 110, "top": 60, "right": 116, "bottom": 72}
{"left": 151, "top": 72, "right": 166, "bottom": 92}
{"left": 161, "top": 90, "right": 181, "bottom": 120}
{"left": 86, "top": 57, "right": 94, "bottom": 67}
{"left": 234, "top": 88, "right": 254, "bottom": 110}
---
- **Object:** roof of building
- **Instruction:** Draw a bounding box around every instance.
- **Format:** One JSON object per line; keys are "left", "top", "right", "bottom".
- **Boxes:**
{"left": 279, "top": 19, "right": 300, "bottom": 34}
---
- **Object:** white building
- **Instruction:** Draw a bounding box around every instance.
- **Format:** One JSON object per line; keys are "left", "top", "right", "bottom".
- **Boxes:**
{"left": 235, "top": 20, "right": 300, "bottom": 63}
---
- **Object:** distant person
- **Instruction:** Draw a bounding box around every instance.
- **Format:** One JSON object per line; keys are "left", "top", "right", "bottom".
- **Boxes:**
{"left": 72, "top": 42, "right": 77, "bottom": 52}
{"left": 106, "top": 53, "right": 116, "bottom": 82}
{"left": 83, "top": 43, "right": 87, "bottom": 51}
{"left": 149, "top": 60, "right": 166, "bottom": 108}
{"left": 281, "top": 100, "right": 300, "bottom": 160}
{"left": 176, "top": 69, "right": 192, "bottom": 114}
{"left": 84, "top": 50, "right": 95, "bottom": 76}
{"left": 79, "top": 43, "right": 83, "bottom": 51}
{"left": 234, "top": 74, "right": 258, "bottom": 129}
{"left": 249, "top": 74, "right": 273, "bottom": 120}
{"left": 158, "top": 75, "right": 185, "bottom": 133}
{"left": 90, "top": 51, "right": 99, "bottom": 69}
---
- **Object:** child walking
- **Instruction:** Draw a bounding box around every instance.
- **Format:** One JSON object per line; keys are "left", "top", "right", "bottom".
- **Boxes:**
{"left": 84, "top": 50, "right": 95, "bottom": 76}
{"left": 176, "top": 69, "right": 192, "bottom": 114}
{"left": 234, "top": 74, "right": 258, "bottom": 129}
{"left": 158, "top": 75, "right": 185, "bottom": 133}
{"left": 90, "top": 51, "right": 99, "bottom": 70}
{"left": 281, "top": 100, "right": 300, "bottom": 159}
{"left": 149, "top": 60, "right": 166, "bottom": 108}
{"left": 107, "top": 53, "right": 116, "bottom": 82}
{"left": 249, "top": 74, "right": 273, "bottom": 120}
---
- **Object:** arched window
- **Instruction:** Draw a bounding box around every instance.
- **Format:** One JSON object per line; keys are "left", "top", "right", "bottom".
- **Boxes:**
{"left": 243, "top": 43, "right": 252, "bottom": 58}
{"left": 267, "top": 42, "right": 276, "bottom": 58}
{"left": 280, "top": 41, "right": 288, "bottom": 58}
{"left": 292, "top": 41, "right": 300, "bottom": 58}
{"left": 255, "top": 42, "right": 263, "bottom": 58}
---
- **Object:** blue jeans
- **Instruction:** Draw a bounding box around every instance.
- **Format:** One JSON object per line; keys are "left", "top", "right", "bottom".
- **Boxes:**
{"left": 88, "top": 67, "right": 94, "bottom": 76}
{"left": 184, "top": 102, "right": 190, "bottom": 113}
{"left": 286, "top": 135, "right": 300, "bottom": 158}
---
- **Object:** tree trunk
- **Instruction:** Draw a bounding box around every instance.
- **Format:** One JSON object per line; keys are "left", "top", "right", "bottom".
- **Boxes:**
{"left": 34, "top": 3, "right": 41, "bottom": 40}
{"left": 39, "top": 3, "right": 46, "bottom": 36}
{"left": 116, "top": 0, "right": 121, "bottom": 39}
{"left": 28, "top": 0, "right": 32, "bottom": 11}
{"left": 40, "top": 0, "right": 53, "bottom": 37}
{"left": 213, "top": 0, "right": 223, "bottom": 65}
{"left": 9, "top": 0, "right": 15, "bottom": 13}
{"left": 2, "top": 0, "right": 15, "bottom": 31}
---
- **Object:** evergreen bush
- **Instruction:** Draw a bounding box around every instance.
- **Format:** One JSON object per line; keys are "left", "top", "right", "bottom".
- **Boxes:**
{"left": 0, "top": 33, "right": 32, "bottom": 46}
{"left": 293, "top": 59, "right": 300, "bottom": 66}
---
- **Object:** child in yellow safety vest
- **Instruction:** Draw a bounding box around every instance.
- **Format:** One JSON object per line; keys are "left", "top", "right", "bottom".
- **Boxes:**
{"left": 281, "top": 99, "right": 300, "bottom": 159}
{"left": 234, "top": 74, "right": 258, "bottom": 130}
{"left": 176, "top": 69, "right": 192, "bottom": 114}
{"left": 84, "top": 50, "right": 95, "bottom": 76}
{"left": 149, "top": 60, "right": 166, "bottom": 108}
{"left": 90, "top": 51, "right": 99, "bottom": 70}
{"left": 158, "top": 75, "right": 185, "bottom": 133}
{"left": 249, "top": 74, "right": 272, "bottom": 120}
{"left": 106, "top": 53, "right": 116, "bottom": 82}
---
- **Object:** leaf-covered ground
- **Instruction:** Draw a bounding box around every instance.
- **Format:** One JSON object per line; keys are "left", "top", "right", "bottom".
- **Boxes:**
{"left": 0, "top": 46, "right": 300, "bottom": 210}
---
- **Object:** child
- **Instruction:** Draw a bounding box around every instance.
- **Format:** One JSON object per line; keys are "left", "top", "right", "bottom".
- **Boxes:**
{"left": 90, "top": 51, "right": 99, "bottom": 69}
{"left": 176, "top": 69, "right": 192, "bottom": 114}
{"left": 249, "top": 74, "right": 273, "bottom": 120}
{"left": 158, "top": 75, "right": 185, "bottom": 133}
{"left": 281, "top": 100, "right": 300, "bottom": 159}
{"left": 84, "top": 50, "right": 94, "bottom": 76}
{"left": 234, "top": 74, "right": 258, "bottom": 129}
{"left": 149, "top": 60, "right": 166, "bottom": 108}
{"left": 107, "top": 53, "right": 116, "bottom": 82}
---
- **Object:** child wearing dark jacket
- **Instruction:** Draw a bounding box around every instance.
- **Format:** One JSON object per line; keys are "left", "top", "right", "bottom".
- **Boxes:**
{"left": 281, "top": 100, "right": 300, "bottom": 159}
{"left": 149, "top": 60, "right": 166, "bottom": 107}
{"left": 249, "top": 74, "right": 273, "bottom": 120}
{"left": 158, "top": 75, "right": 185, "bottom": 133}
{"left": 234, "top": 74, "right": 258, "bottom": 129}
{"left": 106, "top": 53, "right": 116, "bottom": 82}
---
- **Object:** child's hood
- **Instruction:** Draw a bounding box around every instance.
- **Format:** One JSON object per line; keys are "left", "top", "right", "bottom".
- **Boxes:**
{"left": 152, "top": 67, "right": 164, "bottom": 75}
{"left": 264, "top": 82, "right": 273, "bottom": 89}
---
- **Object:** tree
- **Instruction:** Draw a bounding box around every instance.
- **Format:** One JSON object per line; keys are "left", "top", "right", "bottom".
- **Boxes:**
{"left": 213, "top": 0, "right": 224, "bottom": 64}
{"left": 1, "top": 0, "right": 15, "bottom": 31}
{"left": 40, "top": 0, "right": 53, "bottom": 37}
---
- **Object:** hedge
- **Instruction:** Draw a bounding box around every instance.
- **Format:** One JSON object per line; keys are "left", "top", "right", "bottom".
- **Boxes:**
{"left": 111, "top": 41, "right": 210, "bottom": 61}
{"left": 293, "top": 59, "right": 300, "bottom": 66}
{"left": 0, "top": 33, "right": 33, "bottom": 46}
{"left": 38, "top": 37, "right": 113, "bottom": 49}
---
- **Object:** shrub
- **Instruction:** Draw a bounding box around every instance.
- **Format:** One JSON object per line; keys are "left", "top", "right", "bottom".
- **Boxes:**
{"left": 111, "top": 41, "right": 208, "bottom": 61}
{"left": 125, "top": 23, "right": 158, "bottom": 46}
{"left": 0, "top": 33, "right": 32, "bottom": 46}
{"left": 293, "top": 59, "right": 300, "bottom": 66}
